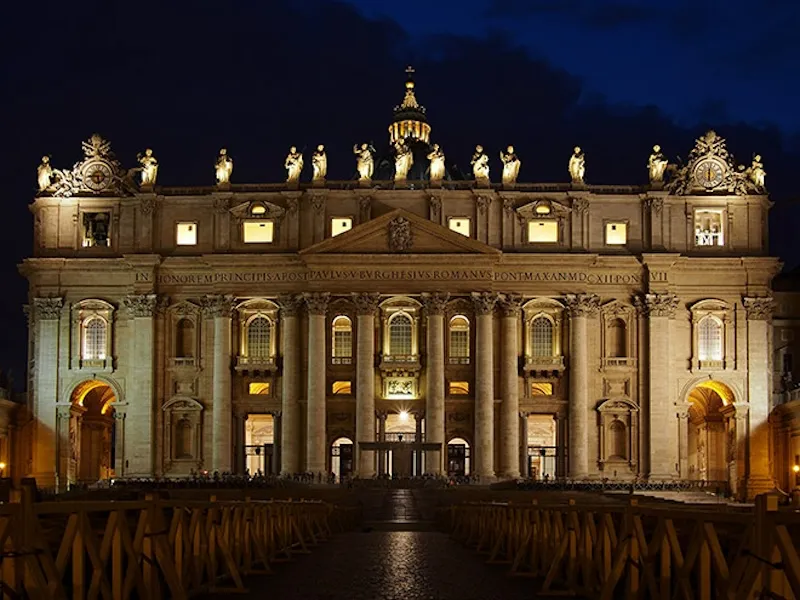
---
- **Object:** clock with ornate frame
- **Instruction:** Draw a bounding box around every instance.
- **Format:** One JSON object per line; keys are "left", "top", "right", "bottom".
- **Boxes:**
{"left": 81, "top": 160, "right": 115, "bottom": 193}
{"left": 692, "top": 157, "right": 726, "bottom": 190}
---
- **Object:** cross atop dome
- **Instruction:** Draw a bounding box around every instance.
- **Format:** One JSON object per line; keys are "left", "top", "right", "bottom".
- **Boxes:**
{"left": 390, "top": 66, "right": 431, "bottom": 144}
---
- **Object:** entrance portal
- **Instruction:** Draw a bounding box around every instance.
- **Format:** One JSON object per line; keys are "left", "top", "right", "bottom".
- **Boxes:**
{"left": 527, "top": 414, "right": 557, "bottom": 479}
{"left": 68, "top": 380, "right": 116, "bottom": 485}
{"left": 245, "top": 414, "right": 275, "bottom": 475}
{"left": 686, "top": 381, "right": 736, "bottom": 488}
{"left": 331, "top": 437, "right": 354, "bottom": 480}
{"left": 447, "top": 438, "right": 471, "bottom": 476}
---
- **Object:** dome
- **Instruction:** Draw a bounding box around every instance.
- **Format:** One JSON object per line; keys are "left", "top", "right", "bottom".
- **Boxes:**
{"left": 389, "top": 66, "right": 431, "bottom": 145}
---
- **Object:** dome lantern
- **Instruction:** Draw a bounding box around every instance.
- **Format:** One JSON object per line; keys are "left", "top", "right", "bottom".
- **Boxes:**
{"left": 389, "top": 66, "right": 431, "bottom": 145}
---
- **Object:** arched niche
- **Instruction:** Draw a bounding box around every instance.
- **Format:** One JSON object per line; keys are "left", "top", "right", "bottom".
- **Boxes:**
{"left": 597, "top": 398, "right": 639, "bottom": 478}
{"left": 600, "top": 301, "right": 636, "bottom": 367}
{"left": 162, "top": 396, "right": 204, "bottom": 475}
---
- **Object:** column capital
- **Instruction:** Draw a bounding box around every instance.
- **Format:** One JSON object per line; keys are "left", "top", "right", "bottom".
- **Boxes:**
{"left": 32, "top": 296, "right": 63, "bottom": 320}
{"left": 202, "top": 294, "right": 236, "bottom": 318}
{"left": 498, "top": 293, "right": 523, "bottom": 317}
{"left": 421, "top": 292, "right": 449, "bottom": 315}
{"left": 565, "top": 293, "right": 600, "bottom": 318}
{"left": 277, "top": 293, "right": 304, "bottom": 318}
{"left": 352, "top": 292, "right": 382, "bottom": 315}
{"left": 472, "top": 291, "right": 499, "bottom": 315}
{"left": 742, "top": 296, "right": 773, "bottom": 321}
{"left": 303, "top": 292, "right": 330, "bottom": 316}
{"left": 732, "top": 402, "right": 750, "bottom": 419}
{"left": 635, "top": 292, "right": 679, "bottom": 318}
{"left": 123, "top": 293, "right": 161, "bottom": 318}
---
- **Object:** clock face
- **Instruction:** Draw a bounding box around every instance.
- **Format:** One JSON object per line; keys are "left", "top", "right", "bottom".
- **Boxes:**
{"left": 82, "top": 161, "right": 113, "bottom": 192}
{"left": 694, "top": 159, "right": 725, "bottom": 189}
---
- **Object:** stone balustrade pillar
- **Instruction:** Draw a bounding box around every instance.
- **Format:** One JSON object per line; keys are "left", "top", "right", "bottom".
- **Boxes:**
{"left": 499, "top": 294, "right": 522, "bottom": 479}
{"left": 278, "top": 295, "right": 303, "bottom": 474}
{"left": 473, "top": 292, "right": 499, "bottom": 479}
{"left": 565, "top": 293, "right": 600, "bottom": 478}
{"left": 422, "top": 292, "right": 449, "bottom": 475}
{"left": 203, "top": 294, "right": 235, "bottom": 473}
{"left": 304, "top": 292, "right": 330, "bottom": 474}
{"left": 354, "top": 292, "right": 381, "bottom": 477}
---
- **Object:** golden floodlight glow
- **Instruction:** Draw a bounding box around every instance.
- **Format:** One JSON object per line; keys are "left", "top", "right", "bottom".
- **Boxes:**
{"left": 399, "top": 410, "right": 410, "bottom": 422}
{"left": 793, "top": 465, "right": 800, "bottom": 473}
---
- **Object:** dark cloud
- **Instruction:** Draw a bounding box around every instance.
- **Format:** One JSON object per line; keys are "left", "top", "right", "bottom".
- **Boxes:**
{"left": 485, "top": 0, "right": 659, "bottom": 28}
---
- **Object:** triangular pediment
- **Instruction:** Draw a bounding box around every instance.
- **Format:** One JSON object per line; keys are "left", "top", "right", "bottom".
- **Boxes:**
{"left": 300, "top": 209, "right": 501, "bottom": 256}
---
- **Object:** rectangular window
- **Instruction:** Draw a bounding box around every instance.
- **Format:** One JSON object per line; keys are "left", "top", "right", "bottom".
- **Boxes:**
{"left": 531, "top": 382, "right": 554, "bottom": 396}
{"left": 176, "top": 222, "right": 197, "bottom": 246}
{"left": 528, "top": 220, "right": 558, "bottom": 243}
{"left": 332, "top": 381, "right": 352, "bottom": 395}
{"left": 448, "top": 217, "right": 471, "bottom": 237}
{"left": 243, "top": 220, "right": 274, "bottom": 243}
{"left": 81, "top": 212, "right": 112, "bottom": 248}
{"left": 694, "top": 209, "right": 724, "bottom": 247}
{"left": 605, "top": 222, "right": 627, "bottom": 245}
{"left": 449, "top": 381, "right": 469, "bottom": 395}
{"left": 248, "top": 382, "right": 271, "bottom": 395}
{"left": 331, "top": 217, "right": 353, "bottom": 237}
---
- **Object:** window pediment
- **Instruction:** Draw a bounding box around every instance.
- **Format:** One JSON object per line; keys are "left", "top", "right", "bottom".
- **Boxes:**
{"left": 230, "top": 200, "right": 285, "bottom": 221}
{"left": 162, "top": 396, "right": 203, "bottom": 412}
{"left": 515, "top": 198, "right": 571, "bottom": 220}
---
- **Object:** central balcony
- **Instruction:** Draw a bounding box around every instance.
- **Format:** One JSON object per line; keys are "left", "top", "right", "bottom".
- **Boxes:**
{"left": 235, "top": 355, "right": 278, "bottom": 373}
{"left": 523, "top": 355, "right": 565, "bottom": 377}
{"left": 379, "top": 353, "right": 421, "bottom": 375}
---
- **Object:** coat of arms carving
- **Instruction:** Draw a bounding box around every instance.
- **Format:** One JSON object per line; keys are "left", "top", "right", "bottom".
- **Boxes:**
{"left": 387, "top": 217, "right": 413, "bottom": 252}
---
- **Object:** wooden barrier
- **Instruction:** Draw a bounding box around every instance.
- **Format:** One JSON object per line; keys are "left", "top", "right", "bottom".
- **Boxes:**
{"left": 444, "top": 495, "right": 800, "bottom": 599}
{"left": 0, "top": 488, "right": 360, "bottom": 599}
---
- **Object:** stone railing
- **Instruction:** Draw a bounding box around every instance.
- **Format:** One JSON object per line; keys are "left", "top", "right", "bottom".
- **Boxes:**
{"left": 235, "top": 355, "right": 277, "bottom": 371}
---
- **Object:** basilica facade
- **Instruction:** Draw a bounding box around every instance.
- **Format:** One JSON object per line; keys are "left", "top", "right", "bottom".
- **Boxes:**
{"left": 20, "top": 73, "right": 782, "bottom": 499}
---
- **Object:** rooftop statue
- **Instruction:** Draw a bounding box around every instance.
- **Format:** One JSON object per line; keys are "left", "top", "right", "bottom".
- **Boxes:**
{"left": 354, "top": 143, "right": 374, "bottom": 183}
{"left": 394, "top": 139, "right": 413, "bottom": 182}
{"left": 647, "top": 144, "right": 668, "bottom": 185}
{"left": 215, "top": 149, "right": 233, "bottom": 185}
{"left": 569, "top": 146, "right": 585, "bottom": 184}
{"left": 749, "top": 154, "right": 766, "bottom": 190}
{"left": 312, "top": 145, "right": 327, "bottom": 182}
{"left": 137, "top": 148, "right": 159, "bottom": 186}
{"left": 471, "top": 145, "right": 490, "bottom": 183}
{"left": 500, "top": 145, "right": 521, "bottom": 186}
{"left": 427, "top": 144, "right": 445, "bottom": 183}
{"left": 37, "top": 156, "right": 53, "bottom": 192}
{"left": 285, "top": 146, "right": 304, "bottom": 183}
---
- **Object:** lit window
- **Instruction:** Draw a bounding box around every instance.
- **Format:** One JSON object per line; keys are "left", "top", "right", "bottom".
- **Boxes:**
{"left": 449, "top": 316, "right": 470, "bottom": 359}
{"left": 250, "top": 203, "right": 267, "bottom": 215}
{"left": 694, "top": 209, "right": 724, "bottom": 247}
{"left": 246, "top": 316, "right": 272, "bottom": 358}
{"left": 243, "top": 220, "right": 274, "bottom": 243}
{"left": 82, "top": 317, "right": 107, "bottom": 360}
{"left": 605, "top": 222, "right": 627, "bottom": 245}
{"left": 249, "top": 382, "right": 271, "bottom": 395}
{"left": 531, "top": 382, "right": 553, "bottom": 396}
{"left": 82, "top": 212, "right": 111, "bottom": 248}
{"left": 449, "top": 381, "right": 469, "bottom": 395}
{"left": 333, "top": 381, "right": 352, "bottom": 395}
{"left": 698, "top": 316, "right": 723, "bottom": 361}
{"left": 448, "top": 218, "right": 471, "bottom": 237}
{"left": 389, "top": 314, "right": 413, "bottom": 356}
{"left": 331, "top": 218, "right": 353, "bottom": 237}
{"left": 332, "top": 316, "right": 352, "bottom": 360}
{"left": 535, "top": 203, "right": 552, "bottom": 215}
{"left": 528, "top": 220, "right": 558, "bottom": 243}
{"left": 176, "top": 222, "right": 197, "bottom": 246}
{"left": 531, "top": 316, "right": 554, "bottom": 357}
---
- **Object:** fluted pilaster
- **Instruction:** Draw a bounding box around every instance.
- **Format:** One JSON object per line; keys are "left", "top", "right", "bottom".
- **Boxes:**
{"left": 473, "top": 292, "right": 499, "bottom": 478}
{"left": 304, "top": 292, "right": 330, "bottom": 473}
{"left": 498, "top": 293, "right": 522, "bottom": 478}
{"left": 422, "top": 292, "right": 449, "bottom": 474}
{"left": 278, "top": 294, "right": 303, "bottom": 474}
{"left": 354, "top": 292, "right": 381, "bottom": 477}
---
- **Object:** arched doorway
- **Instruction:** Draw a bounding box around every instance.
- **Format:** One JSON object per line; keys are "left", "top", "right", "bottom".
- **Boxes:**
{"left": 685, "top": 380, "right": 736, "bottom": 488}
{"left": 331, "top": 437, "right": 354, "bottom": 480}
{"left": 68, "top": 380, "right": 116, "bottom": 485}
{"left": 447, "top": 437, "right": 470, "bottom": 476}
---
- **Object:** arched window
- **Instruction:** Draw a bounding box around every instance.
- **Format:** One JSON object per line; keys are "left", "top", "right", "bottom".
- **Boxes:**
{"left": 531, "top": 316, "right": 553, "bottom": 357}
{"left": 246, "top": 316, "right": 272, "bottom": 359}
{"left": 389, "top": 314, "right": 413, "bottom": 356}
{"left": 698, "top": 316, "right": 723, "bottom": 361}
{"left": 175, "top": 319, "right": 195, "bottom": 358}
{"left": 449, "top": 315, "right": 470, "bottom": 359}
{"left": 82, "top": 317, "right": 107, "bottom": 360}
{"left": 607, "top": 318, "right": 627, "bottom": 358}
{"left": 609, "top": 419, "right": 627, "bottom": 460}
{"left": 332, "top": 316, "right": 352, "bottom": 359}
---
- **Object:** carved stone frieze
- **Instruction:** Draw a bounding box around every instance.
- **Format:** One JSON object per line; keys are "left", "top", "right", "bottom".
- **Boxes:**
{"left": 33, "top": 297, "right": 64, "bottom": 320}
{"left": 498, "top": 293, "right": 523, "bottom": 317}
{"left": 171, "top": 301, "right": 200, "bottom": 317}
{"left": 471, "top": 292, "right": 499, "bottom": 315}
{"left": 286, "top": 197, "right": 299, "bottom": 216}
{"left": 359, "top": 195, "right": 372, "bottom": 221}
{"left": 565, "top": 293, "right": 600, "bottom": 318}
{"left": 644, "top": 197, "right": 664, "bottom": 213}
{"left": 428, "top": 195, "right": 441, "bottom": 218}
{"left": 213, "top": 197, "right": 230, "bottom": 214}
{"left": 310, "top": 195, "right": 325, "bottom": 215}
{"left": 124, "top": 294, "right": 159, "bottom": 318}
{"left": 743, "top": 296, "right": 773, "bottom": 321}
{"left": 304, "top": 292, "right": 330, "bottom": 316}
{"left": 201, "top": 294, "right": 236, "bottom": 318}
{"left": 277, "top": 294, "right": 303, "bottom": 318}
{"left": 639, "top": 293, "right": 680, "bottom": 318}
{"left": 572, "top": 198, "right": 589, "bottom": 214}
{"left": 140, "top": 197, "right": 156, "bottom": 215}
{"left": 387, "top": 217, "right": 413, "bottom": 252}
{"left": 421, "top": 292, "right": 450, "bottom": 316}
{"left": 352, "top": 292, "right": 382, "bottom": 316}
{"left": 502, "top": 197, "right": 515, "bottom": 215}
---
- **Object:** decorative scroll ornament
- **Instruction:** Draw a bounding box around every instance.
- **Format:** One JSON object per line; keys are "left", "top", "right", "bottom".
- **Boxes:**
{"left": 475, "top": 195, "right": 491, "bottom": 214}
{"left": 639, "top": 293, "right": 680, "bottom": 318}
{"left": 387, "top": 217, "right": 413, "bottom": 252}
{"left": 472, "top": 292, "right": 499, "bottom": 315}
{"left": 498, "top": 293, "right": 523, "bottom": 317}
{"left": 572, "top": 197, "right": 589, "bottom": 214}
{"left": 421, "top": 292, "right": 450, "bottom": 316}
{"left": 565, "top": 293, "right": 601, "bottom": 317}
{"left": 201, "top": 294, "right": 236, "bottom": 318}
{"left": 644, "top": 197, "right": 664, "bottom": 214}
{"left": 33, "top": 297, "right": 64, "bottom": 320}
{"left": 277, "top": 294, "right": 303, "bottom": 318}
{"left": 304, "top": 292, "right": 330, "bottom": 315}
{"left": 44, "top": 134, "right": 136, "bottom": 198}
{"left": 743, "top": 296, "right": 773, "bottom": 321}
{"left": 124, "top": 294, "right": 159, "bottom": 318}
{"left": 428, "top": 195, "right": 441, "bottom": 218}
{"left": 352, "top": 292, "right": 382, "bottom": 316}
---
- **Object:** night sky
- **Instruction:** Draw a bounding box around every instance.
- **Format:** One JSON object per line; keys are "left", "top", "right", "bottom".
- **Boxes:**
{"left": 1, "top": 0, "right": 799, "bottom": 389}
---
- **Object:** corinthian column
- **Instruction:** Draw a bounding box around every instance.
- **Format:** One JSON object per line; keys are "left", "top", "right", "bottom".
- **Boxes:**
{"left": 640, "top": 292, "right": 679, "bottom": 479}
{"left": 743, "top": 296, "right": 773, "bottom": 496}
{"left": 422, "top": 292, "right": 449, "bottom": 475}
{"left": 278, "top": 294, "right": 303, "bottom": 474}
{"left": 31, "top": 297, "right": 63, "bottom": 489}
{"left": 123, "top": 293, "right": 161, "bottom": 477}
{"left": 353, "top": 292, "right": 381, "bottom": 477}
{"left": 473, "top": 292, "right": 499, "bottom": 479}
{"left": 203, "top": 294, "right": 235, "bottom": 473}
{"left": 498, "top": 293, "right": 522, "bottom": 478}
{"left": 565, "top": 293, "right": 600, "bottom": 478}
{"left": 304, "top": 292, "right": 330, "bottom": 474}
